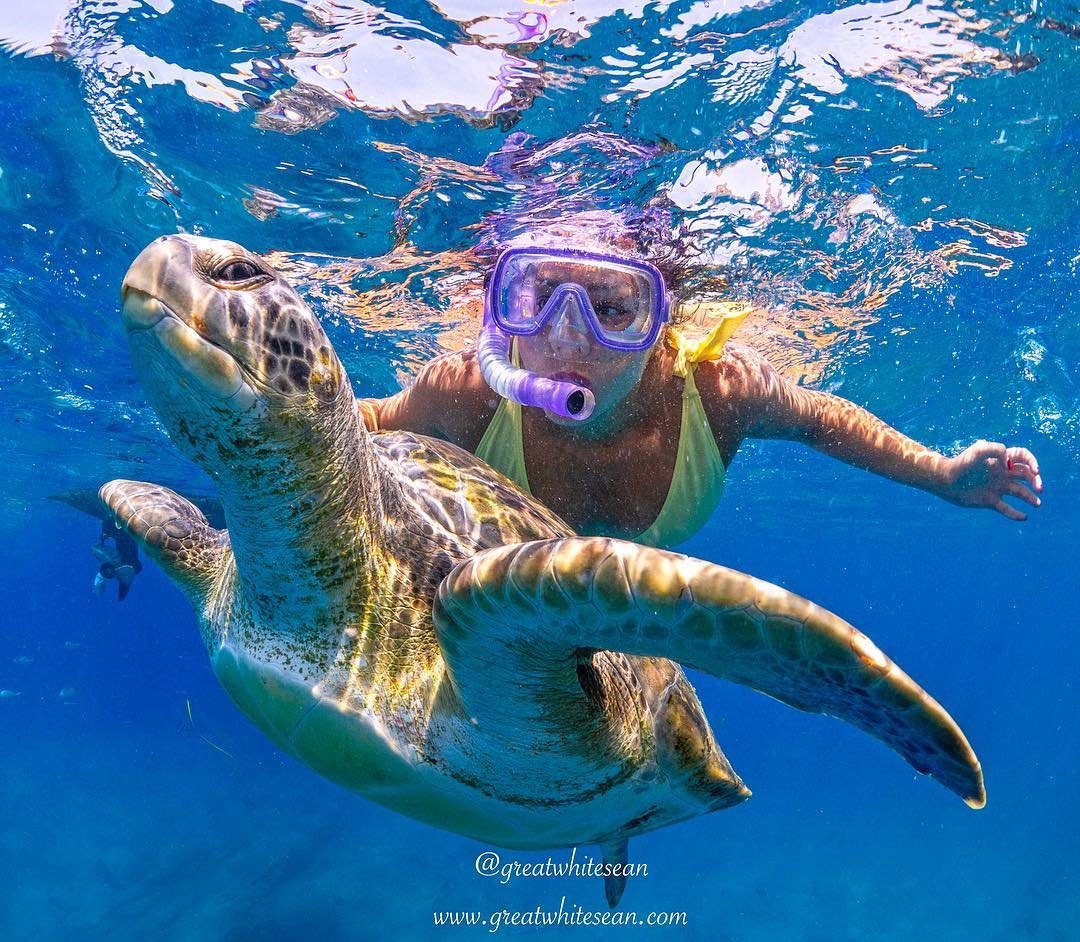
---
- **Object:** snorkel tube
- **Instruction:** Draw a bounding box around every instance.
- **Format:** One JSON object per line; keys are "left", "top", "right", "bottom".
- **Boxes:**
{"left": 477, "top": 310, "right": 596, "bottom": 421}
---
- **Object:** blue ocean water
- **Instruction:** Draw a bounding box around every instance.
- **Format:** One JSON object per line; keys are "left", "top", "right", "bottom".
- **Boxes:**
{"left": 1, "top": 0, "right": 1077, "bottom": 938}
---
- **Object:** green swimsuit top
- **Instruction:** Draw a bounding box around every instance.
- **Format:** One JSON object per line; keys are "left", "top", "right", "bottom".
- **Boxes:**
{"left": 474, "top": 305, "right": 750, "bottom": 550}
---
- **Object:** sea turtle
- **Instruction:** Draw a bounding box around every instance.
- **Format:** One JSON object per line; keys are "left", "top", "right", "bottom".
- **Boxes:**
{"left": 102, "top": 234, "right": 984, "bottom": 905}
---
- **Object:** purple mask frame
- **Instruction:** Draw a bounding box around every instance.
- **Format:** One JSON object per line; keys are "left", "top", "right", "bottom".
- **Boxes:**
{"left": 485, "top": 246, "right": 670, "bottom": 352}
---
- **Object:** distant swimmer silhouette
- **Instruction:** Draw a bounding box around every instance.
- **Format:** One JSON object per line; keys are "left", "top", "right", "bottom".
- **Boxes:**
{"left": 92, "top": 520, "right": 142, "bottom": 601}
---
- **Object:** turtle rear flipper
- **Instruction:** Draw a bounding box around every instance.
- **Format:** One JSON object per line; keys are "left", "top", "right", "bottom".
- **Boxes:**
{"left": 601, "top": 838, "right": 629, "bottom": 907}
{"left": 99, "top": 480, "right": 231, "bottom": 599}
{"left": 434, "top": 538, "right": 985, "bottom": 809}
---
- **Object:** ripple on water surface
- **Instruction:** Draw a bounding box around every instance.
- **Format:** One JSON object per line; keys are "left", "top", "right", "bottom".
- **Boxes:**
{"left": 0, "top": 0, "right": 1075, "bottom": 499}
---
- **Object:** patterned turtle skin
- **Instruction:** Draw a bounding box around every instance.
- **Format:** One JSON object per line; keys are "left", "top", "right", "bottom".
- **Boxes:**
{"left": 103, "top": 235, "right": 984, "bottom": 903}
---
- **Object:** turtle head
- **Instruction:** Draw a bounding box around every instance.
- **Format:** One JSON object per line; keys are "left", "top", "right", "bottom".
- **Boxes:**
{"left": 121, "top": 234, "right": 350, "bottom": 470}
{"left": 120, "top": 235, "right": 385, "bottom": 643}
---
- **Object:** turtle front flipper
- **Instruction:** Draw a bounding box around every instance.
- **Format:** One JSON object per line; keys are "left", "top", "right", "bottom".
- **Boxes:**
{"left": 434, "top": 538, "right": 985, "bottom": 809}
{"left": 99, "top": 480, "right": 231, "bottom": 599}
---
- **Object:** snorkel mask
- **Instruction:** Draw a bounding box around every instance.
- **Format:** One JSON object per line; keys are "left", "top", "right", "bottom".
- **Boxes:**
{"left": 477, "top": 247, "right": 670, "bottom": 420}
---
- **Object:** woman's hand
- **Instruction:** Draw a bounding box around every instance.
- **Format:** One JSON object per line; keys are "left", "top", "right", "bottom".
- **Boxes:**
{"left": 941, "top": 441, "right": 1043, "bottom": 520}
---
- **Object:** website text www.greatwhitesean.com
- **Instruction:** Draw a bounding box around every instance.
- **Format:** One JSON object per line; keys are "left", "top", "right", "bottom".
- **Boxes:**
{"left": 431, "top": 849, "right": 687, "bottom": 931}
{"left": 433, "top": 896, "right": 688, "bottom": 931}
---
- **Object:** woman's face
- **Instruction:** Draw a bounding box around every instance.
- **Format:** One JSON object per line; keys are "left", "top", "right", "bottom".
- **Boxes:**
{"left": 514, "top": 259, "right": 658, "bottom": 428}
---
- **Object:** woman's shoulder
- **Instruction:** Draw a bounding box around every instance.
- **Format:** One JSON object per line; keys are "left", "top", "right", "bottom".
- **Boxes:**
{"left": 413, "top": 346, "right": 478, "bottom": 387}
{"left": 691, "top": 341, "right": 778, "bottom": 427}
{"left": 693, "top": 340, "right": 772, "bottom": 390}
{"left": 411, "top": 347, "right": 500, "bottom": 445}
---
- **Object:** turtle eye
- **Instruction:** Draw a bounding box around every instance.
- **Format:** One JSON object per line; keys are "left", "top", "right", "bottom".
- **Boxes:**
{"left": 214, "top": 259, "right": 264, "bottom": 283}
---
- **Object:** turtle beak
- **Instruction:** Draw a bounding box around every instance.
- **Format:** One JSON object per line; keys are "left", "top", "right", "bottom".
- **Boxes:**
{"left": 121, "top": 288, "right": 169, "bottom": 331}
{"left": 122, "top": 237, "right": 255, "bottom": 404}
{"left": 121, "top": 235, "right": 192, "bottom": 331}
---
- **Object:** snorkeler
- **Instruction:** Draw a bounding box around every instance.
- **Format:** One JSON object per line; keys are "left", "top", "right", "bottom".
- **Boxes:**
{"left": 92, "top": 519, "right": 143, "bottom": 601}
{"left": 360, "top": 239, "right": 1042, "bottom": 549}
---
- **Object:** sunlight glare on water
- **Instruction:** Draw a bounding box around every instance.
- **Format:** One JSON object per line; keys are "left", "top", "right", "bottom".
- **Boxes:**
{"left": 0, "top": 0, "right": 1072, "bottom": 510}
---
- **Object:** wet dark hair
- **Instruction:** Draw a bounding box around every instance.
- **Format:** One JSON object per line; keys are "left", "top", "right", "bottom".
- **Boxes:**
{"left": 476, "top": 211, "right": 728, "bottom": 328}
{"left": 472, "top": 132, "right": 729, "bottom": 328}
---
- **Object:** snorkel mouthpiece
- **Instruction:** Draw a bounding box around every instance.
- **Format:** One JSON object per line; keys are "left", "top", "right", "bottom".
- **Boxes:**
{"left": 477, "top": 315, "right": 596, "bottom": 421}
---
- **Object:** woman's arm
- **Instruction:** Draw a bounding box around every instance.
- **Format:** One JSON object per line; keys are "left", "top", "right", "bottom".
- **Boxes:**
{"left": 728, "top": 348, "right": 1043, "bottom": 520}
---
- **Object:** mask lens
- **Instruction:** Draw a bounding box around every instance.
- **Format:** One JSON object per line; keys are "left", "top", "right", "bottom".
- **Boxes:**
{"left": 500, "top": 261, "right": 541, "bottom": 327}
{"left": 581, "top": 266, "right": 653, "bottom": 340}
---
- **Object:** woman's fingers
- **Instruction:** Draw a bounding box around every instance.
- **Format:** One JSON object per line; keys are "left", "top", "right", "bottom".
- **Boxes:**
{"left": 1006, "top": 481, "right": 1041, "bottom": 507}
{"left": 974, "top": 439, "right": 1005, "bottom": 460}
{"left": 958, "top": 441, "right": 1043, "bottom": 518}
{"left": 1005, "top": 446, "right": 1042, "bottom": 490}
{"left": 1006, "top": 446, "right": 1039, "bottom": 470}
{"left": 1007, "top": 461, "right": 1039, "bottom": 487}
{"left": 994, "top": 499, "right": 1028, "bottom": 522}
